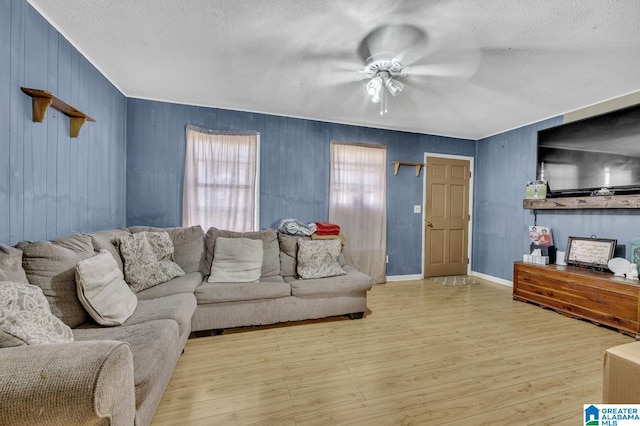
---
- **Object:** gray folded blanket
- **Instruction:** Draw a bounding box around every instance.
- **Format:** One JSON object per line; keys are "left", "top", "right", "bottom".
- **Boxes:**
{"left": 275, "top": 219, "right": 317, "bottom": 236}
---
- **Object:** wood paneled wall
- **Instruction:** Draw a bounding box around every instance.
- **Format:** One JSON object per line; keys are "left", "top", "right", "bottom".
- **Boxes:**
{"left": 474, "top": 117, "right": 640, "bottom": 281}
{"left": 126, "top": 98, "right": 476, "bottom": 276}
{"left": 0, "top": 1, "right": 127, "bottom": 245}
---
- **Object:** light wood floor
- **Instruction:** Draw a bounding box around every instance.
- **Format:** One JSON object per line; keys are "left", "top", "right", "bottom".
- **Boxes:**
{"left": 152, "top": 278, "right": 633, "bottom": 425}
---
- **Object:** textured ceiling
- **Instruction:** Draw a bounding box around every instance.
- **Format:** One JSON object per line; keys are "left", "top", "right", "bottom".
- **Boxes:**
{"left": 28, "top": 0, "right": 640, "bottom": 139}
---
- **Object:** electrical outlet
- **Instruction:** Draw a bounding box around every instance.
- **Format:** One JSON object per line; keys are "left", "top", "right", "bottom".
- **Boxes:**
{"left": 414, "top": 205, "right": 421, "bottom": 213}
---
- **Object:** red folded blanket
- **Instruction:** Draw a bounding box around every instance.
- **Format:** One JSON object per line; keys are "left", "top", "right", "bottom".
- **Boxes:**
{"left": 314, "top": 222, "right": 340, "bottom": 236}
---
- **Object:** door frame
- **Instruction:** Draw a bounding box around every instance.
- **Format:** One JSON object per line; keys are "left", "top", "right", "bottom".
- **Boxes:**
{"left": 422, "top": 152, "right": 474, "bottom": 278}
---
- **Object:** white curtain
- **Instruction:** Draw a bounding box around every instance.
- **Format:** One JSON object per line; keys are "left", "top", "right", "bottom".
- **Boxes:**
{"left": 182, "top": 126, "right": 259, "bottom": 232}
{"left": 329, "top": 141, "right": 387, "bottom": 284}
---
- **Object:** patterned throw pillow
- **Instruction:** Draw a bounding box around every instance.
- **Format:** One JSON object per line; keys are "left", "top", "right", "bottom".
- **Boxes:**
{"left": 117, "top": 232, "right": 185, "bottom": 293}
{"left": 0, "top": 282, "right": 74, "bottom": 347}
{"left": 296, "top": 239, "right": 346, "bottom": 279}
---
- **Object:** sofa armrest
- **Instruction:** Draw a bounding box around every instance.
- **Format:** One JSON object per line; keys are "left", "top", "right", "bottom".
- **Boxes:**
{"left": 0, "top": 340, "right": 135, "bottom": 426}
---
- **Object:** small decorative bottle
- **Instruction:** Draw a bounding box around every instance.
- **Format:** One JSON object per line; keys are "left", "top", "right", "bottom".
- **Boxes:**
{"left": 626, "top": 263, "right": 639, "bottom": 280}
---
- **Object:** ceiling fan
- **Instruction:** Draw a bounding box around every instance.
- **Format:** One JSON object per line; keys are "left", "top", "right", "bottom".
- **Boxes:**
{"left": 347, "top": 23, "right": 480, "bottom": 116}
{"left": 357, "top": 24, "right": 425, "bottom": 115}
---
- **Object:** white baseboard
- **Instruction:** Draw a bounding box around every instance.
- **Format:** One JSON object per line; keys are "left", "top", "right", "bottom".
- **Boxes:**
{"left": 386, "top": 274, "right": 423, "bottom": 282}
{"left": 470, "top": 271, "right": 513, "bottom": 287}
{"left": 385, "top": 272, "right": 513, "bottom": 287}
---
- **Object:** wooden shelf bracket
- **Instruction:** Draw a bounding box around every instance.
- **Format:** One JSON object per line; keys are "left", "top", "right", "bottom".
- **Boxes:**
{"left": 393, "top": 161, "right": 424, "bottom": 177}
{"left": 21, "top": 87, "right": 95, "bottom": 138}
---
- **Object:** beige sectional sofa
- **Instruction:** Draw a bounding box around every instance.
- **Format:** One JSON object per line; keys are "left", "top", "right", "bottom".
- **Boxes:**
{"left": 0, "top": 225, "right": 373, "bottom": 425}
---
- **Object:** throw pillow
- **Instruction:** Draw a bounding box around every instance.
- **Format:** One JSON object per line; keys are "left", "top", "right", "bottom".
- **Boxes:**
{"left": 75, "top": 250, "right": 138, "bottom": 326}
{"left": 117, "top": 231, "right": 185, "bottom": 293}
{"left": 0, "top": 245, "right": 29, "bottom": 283}
{"left": 204, "top": 227, "right": 280, "bottom": 278}
{"left": 129, "top": 225, "right": 206, "bottom": 274}
{"left": 296, "top": 239, "right": 346, "bottom": 279}
{"left": 0, "top": 281, "right": 74, "bottom": 347}
{"left": 17, "top": 234, "right": 95, "bottom": 328}
{"left": 208, "top": 237, "right": 263, "bottom": 283}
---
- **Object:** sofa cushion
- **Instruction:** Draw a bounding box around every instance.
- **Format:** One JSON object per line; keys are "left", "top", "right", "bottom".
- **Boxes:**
{"left": 278, "top": 234, "right": 310, "bottom": 277}
{"left": 117, "top": 232, "right": 185, "bottom": 293}
{"left": 0, "top": 282, "right": 74, "bottom": 347}
{"left": 286, "top": 265, "right": 373, "bottom": 297}
{"left": 88, "top": 228, "right": 131, "bottom": 273}
{"left": 0, "top": 245, "right": 28, "bottom": 284}
{"left": 128, "top": 225, "right": 205, "bottom": 274}
{"left": 73, "top": 319, "right": 180, "bottom": 409}
{"left": 196, "top": 279, "right": 290, "bottom": 303}
{"left": 17, "top": 234, "right": 95, "bottom": 328}
{"left": 296, "top": 239, "right": 346, "bottom": 279}
{"left": 209, "top": 237, "right": 263, "bottom": 283}
{"left": 123, "top": 293, "right": 196, "bottom": 337}
{"left": 75, "top": 250, "right": 137, "bottom": 326}
{"left": 135, "top": 271, "right": 203, "bottom": 300}
{"left": 205, "top": 227, "right": 280, "bottom": 278}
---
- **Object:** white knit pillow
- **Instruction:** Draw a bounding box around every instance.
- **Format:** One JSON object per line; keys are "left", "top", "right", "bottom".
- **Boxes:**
{"left": 209, "top": 237, "right": 263, "bottom": 283}
{"left": 0, "top": 281, "right": 74, "bottom": 347}
{"left": 75, "top": 250, "right": 138, "bottom": 326}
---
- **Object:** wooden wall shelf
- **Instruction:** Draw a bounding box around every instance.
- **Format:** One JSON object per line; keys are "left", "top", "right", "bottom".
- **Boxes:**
{"left": 21, "top": 87, "right": 95, "bottom": 138}
{"left": 523, "top": 194, "right": 640, "bottom": 210}
{"left": 393, "top": 161, "right": 423, "bottom": 176}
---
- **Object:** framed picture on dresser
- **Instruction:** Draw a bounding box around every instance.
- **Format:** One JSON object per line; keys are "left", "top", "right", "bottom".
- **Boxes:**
{"left": 565, "top": 236, "right": 616, "bottom": 270}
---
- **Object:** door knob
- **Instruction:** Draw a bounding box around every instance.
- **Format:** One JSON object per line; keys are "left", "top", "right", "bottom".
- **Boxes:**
{"left": 427, "top": 222, "right": 433, "bottom": 228}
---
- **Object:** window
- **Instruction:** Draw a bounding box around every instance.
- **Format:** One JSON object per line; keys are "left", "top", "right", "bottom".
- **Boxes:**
{"left": 182, "top": 126, "right": 259, "bottom": 232}
{"left": 329, "top": 141, "right": 387, "bottom": 283}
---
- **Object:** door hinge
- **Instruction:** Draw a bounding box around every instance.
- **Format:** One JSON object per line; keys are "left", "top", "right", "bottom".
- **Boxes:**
{"left": 467, "top": 258, "right": 469, "bottom": 265}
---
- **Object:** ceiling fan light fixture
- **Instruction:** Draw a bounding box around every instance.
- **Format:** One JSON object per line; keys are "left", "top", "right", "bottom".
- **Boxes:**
{"left": 385, "top": 78, "right": 404, "bottom": 96}
{"left": 362, "top": 58, "right": 406, "bottom": 113}
{"left": 366, "top": 76, "right": 383, "bottom": 96}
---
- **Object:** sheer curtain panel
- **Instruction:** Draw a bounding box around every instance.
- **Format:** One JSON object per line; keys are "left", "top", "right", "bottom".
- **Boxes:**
{"left": 182, "top": 126, "right": 259, "bottom": 232}
{"left": 329, "top": 141, "right": 387, "bottom": 283}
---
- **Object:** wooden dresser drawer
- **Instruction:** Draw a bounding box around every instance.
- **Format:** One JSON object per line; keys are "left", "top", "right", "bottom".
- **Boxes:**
{"left": 513, "top": 262, "right": 640, "bottom": 337}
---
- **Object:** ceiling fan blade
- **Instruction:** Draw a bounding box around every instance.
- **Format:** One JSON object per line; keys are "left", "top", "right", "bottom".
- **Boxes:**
{"left": 399, "top": 24, "right": 482, "bottom": 81}
{"left": 357, "top": 24, "right": 427, "bottom": 63}
{"left": 407, "top": 56, "right": 480, "bottom": 79}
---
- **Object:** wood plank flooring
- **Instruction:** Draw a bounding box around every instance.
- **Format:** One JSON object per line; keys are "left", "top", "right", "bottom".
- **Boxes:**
{"left": 152, "top": 278, "right": 633, "bottom": 425}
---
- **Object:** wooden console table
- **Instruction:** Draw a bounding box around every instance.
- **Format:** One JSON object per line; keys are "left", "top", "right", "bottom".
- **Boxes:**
{"left": 513, "top": 261, "right": 640, "bottom": 338}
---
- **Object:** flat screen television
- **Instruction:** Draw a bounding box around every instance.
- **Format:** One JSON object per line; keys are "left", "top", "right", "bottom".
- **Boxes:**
{"left": 537, "top": 103, "right": 640, "bottom": 197}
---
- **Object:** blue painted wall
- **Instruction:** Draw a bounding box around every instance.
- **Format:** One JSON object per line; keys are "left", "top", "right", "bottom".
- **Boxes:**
{"left": 126, "top": 98, "right": 476, "bottom": 275}
{"left": 473, "top": 117, "right": 640, "bottom": 281}
{"left": 9, "top": 0, "right": 638, "bottom": 280}
{"left": 0, "top": 0, "right": 127, "bottom": 245}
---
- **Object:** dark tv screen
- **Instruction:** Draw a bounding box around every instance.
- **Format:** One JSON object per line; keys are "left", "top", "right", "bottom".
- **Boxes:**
{"left": 537, "top": 103, "right": 640, "bottom": 195}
